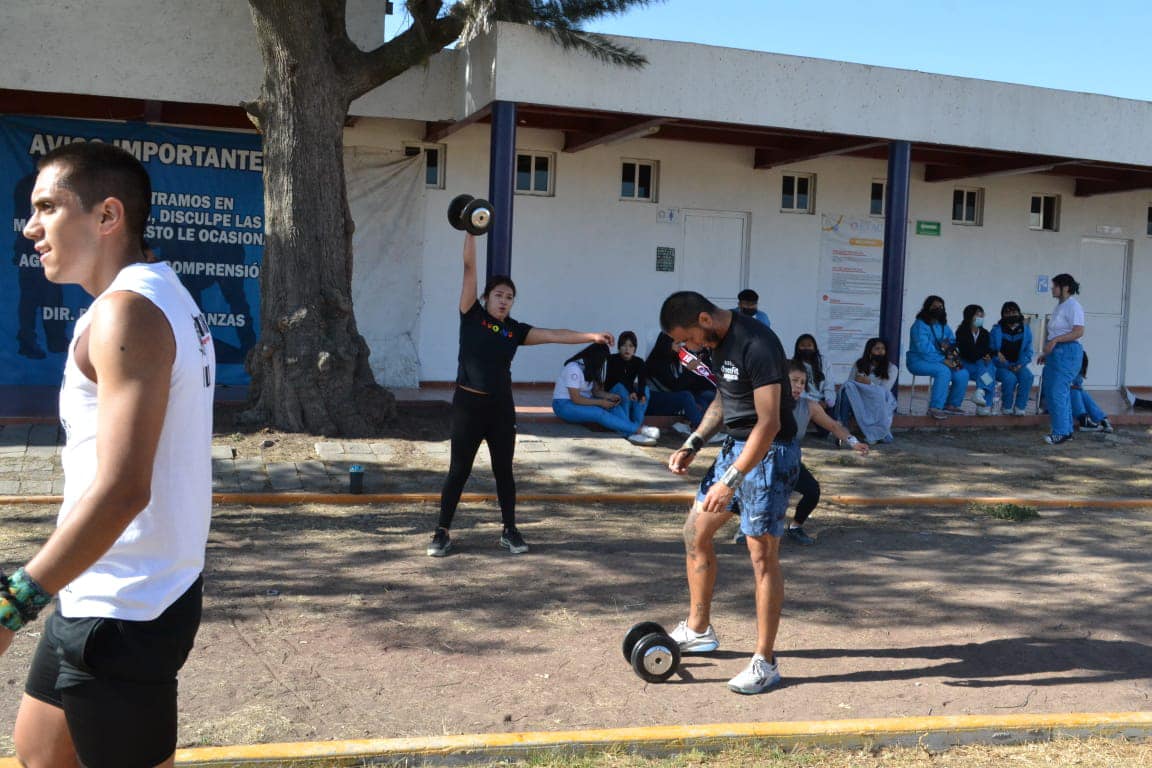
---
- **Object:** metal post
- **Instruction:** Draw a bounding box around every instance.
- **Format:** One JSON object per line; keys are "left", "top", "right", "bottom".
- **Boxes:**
{"left": 880, "top": 140, "right": 911, "bottom": 374}
{"left": 487, "top": 101, "right": 517, "bottom": 278}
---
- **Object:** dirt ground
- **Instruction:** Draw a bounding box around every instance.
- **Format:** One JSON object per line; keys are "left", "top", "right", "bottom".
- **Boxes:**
{"left": 0, "top": 417, "right": 1149, "bottom": 752}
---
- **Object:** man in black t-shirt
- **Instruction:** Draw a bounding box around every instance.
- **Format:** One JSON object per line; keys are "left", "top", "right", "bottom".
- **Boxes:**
{"left": 660, "top": 291, "right": 800, "bottom": 695}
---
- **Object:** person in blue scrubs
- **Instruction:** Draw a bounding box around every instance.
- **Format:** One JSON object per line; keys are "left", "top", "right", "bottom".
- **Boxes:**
{"left": 989, "top": 301, "right": 1034, "bottom": 416}
{"left": 906, "top": 295, "right": 968, "bottom": 419}
{"left": 1037, "top": 274, "right": 1085, "bottom": 445}
{"left": 1070, "top": 352, "right": 1113, "bottom": 433}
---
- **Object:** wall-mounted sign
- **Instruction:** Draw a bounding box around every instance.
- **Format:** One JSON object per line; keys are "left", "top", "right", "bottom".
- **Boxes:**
{"left": 915, "top": 220, "right": 941, "bottom": 236}
{"left": 1036, "top": 275, "right": 1050, "bottom": 294}
{"left": 656, "top": 247, "right": 675, "bottom": 272}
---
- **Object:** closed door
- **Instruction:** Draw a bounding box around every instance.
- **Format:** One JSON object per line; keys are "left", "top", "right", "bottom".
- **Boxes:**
{"left": 1077, "top": 238, "right": 1130, "bottom": 388}
{"left": 681, "top": 210, "right": 748, "bottom": 308}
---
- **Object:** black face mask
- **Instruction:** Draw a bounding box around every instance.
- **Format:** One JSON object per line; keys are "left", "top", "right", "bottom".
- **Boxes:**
{"left": 1003, "top": 315, "right": 1023, "bottom": 328}
{"left": 929, "top": 308, "right": 946, "bottom": 322}
{"left": 740, "top": 307, "right": 758, "bottom": 316}
{"left": 796, "top": 349, "right": 816, "bottom": 361}
{"left": 870, "top": 355, "right": 885, "bottom": 364}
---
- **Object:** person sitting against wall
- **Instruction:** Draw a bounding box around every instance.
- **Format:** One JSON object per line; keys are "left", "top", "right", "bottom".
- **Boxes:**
{"left": 834, "top": 337, "right": 898, "bottom": 444}
{"left": 644, "top": 331, "right": 715, "bottom": 433}
{"left": 552, "top": 343, "right": 660, "bottom": 445}
{"left": 603, "top": 331, "right": 649, "bottom": 428}
{"left": 955, "top": 304, "right": 995, "bottom": 416}
{"left": 989, "top": 301, "right": 1034, "bottom": 416}
{"left": 906, "top": 295, "right": 969, "bottom": 420}
{"left": 793, "top": 334, "right": 836, "bottom": 411}
{"left": 1071, "top": 352, "right": 1114, "bottom": 433}
{"left": 731, "top": 288, "right": 771, "bottom": 327}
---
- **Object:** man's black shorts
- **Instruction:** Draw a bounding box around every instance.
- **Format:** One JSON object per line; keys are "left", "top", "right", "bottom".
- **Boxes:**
{"left": 24, "top": 576, "right": 203, "bottom": 768}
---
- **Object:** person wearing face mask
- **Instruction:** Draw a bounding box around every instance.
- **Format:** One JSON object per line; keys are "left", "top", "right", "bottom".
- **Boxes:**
{"left": 1070, "top": 352, "right": 1114, "bottom": 433}
{"left": 989, "top": 301, "right": 1034, "bottom": 416}
{"left": 732, "top": 288, "right": 771, "bottom": 327}
{"left": 792, "top": 334, "right": 836, "bottom": 411}
{"left": 906, "top": 295, "right": 969, "bottom": 419}
{"left": 429, "top": 233, "right": 614, "bottom": 558}
{"left": 835, "top": 337, "right": 898, "bottom": 443}
{"left": 1037, "top": 273, "right": 1085, "bottom": 445}
{"left": 955, "top": 304, "right": 995, "bottom": 416}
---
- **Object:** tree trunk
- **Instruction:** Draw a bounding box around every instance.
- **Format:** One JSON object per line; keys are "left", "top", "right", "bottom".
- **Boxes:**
{"left": 242, "top": 1, "right": 395, "bottom": 436}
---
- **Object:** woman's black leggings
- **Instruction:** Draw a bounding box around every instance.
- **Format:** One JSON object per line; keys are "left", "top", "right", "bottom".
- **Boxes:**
{"left": 793, "top": 462, "right": 820, "bottom": 525}
{"left": 437, "top": 387, "right": 517, "bottom": 530}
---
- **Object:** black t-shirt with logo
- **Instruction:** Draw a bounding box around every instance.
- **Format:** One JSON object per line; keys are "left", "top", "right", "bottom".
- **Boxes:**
{"left": 712, "top": 313, "right": 797, "bottom": 442}
{"left": 456, "top": 300, "right": 533, "bottom": 396}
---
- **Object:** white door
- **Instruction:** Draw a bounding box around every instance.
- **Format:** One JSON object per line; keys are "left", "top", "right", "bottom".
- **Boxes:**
{"left": 1077, "top": 238, "right": 1130, "bottom": 388}
{"left": 680, "top": 210, "right": 749, "bottom": 308}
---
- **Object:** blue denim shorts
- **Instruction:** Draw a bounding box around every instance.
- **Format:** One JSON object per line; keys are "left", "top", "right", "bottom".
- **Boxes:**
{"left": 697, "top": 438, "right": 801, "bottom": 538}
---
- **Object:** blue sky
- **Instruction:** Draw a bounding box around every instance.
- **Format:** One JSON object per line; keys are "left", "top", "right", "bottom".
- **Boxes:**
{"left": 581, "top": 0, "right": 1151, "bottom": 101}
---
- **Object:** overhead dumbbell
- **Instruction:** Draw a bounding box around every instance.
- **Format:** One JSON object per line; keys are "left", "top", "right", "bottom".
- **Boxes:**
{"left": 622, "top": 621, "right": 680, "bottom": 683}
{"left": 446, "top": 194, "right": 493, "bottom": 236}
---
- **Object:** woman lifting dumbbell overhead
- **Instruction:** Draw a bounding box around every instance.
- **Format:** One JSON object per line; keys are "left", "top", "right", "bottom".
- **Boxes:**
{"left": 428, "top": 208, "right": 614, "bottom": 558}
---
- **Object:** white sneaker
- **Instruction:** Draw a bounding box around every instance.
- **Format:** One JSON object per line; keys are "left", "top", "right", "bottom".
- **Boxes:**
{"left": 671, "top": 422, "right": 692, "bottom": 436}
{"left": 640, "top": 425, "right": 661, "bottom": 439}
{"left": 1012, "top": 407, "right": 1029, "bottom": 416}
{"left": 976, "top": 406, "right": 991, "bottom": 416}
{"left": 972, "top": 390, "right": 987, "bottom": 406}
{"left": 669, "top": 620, "right": 719, "bottom": 653}
{"left": 727, "top": 654, "right": 781, "bottom": 694}
{"left": 627, "top": 433, "right": 657, "bottom": 446}
{"left": 1126, "top": 388, "right": 1137, "bottom": 408}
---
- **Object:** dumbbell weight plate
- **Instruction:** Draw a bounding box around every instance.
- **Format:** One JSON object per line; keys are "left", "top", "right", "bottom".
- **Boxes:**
{"left": 622, "top": 621, "right": 666, "bottom": 662}
{"left": 447, "top": 194, "right": 474, "bottom": 230}
{"left": 462, "top": 198, "right": 492, "bottom": 235}
{"left": 630, "top": 632, "right": 680, "bottom": 683}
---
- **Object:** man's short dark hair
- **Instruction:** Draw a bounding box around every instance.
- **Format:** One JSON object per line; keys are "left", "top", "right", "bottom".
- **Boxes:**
{"left": 660, "top": 291, "right": 717, "bottom": 332}
{"left": 737, "top": 289, "right": 759, "bottom": 303}
{"left": 39, "top": 142, "right": 151, "bottom": 241}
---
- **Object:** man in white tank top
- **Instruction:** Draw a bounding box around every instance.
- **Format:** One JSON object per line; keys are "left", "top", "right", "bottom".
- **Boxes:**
{"left": 5, "top": 142, "right": 215, "bottom": 768}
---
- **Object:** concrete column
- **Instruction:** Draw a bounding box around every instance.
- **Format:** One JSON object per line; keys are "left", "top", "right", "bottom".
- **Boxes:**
{"left": 880, "top": 140, "right": 911, "bottom": 372}
{"left": 486, "top": 101, "right": 517, "bottom": 278}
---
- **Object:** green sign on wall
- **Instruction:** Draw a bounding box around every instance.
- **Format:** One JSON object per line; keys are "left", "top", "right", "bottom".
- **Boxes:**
{"left": 916, "top": 220, "right": 941, "bottom": 236}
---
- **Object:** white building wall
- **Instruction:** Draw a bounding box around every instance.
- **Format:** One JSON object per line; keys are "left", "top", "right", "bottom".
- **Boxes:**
{"left": 348, "top": 123, "right": 1151, "bottom": 387}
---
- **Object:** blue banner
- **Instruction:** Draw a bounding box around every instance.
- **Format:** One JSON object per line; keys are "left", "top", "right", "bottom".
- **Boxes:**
{"left": 1, "top": 114, "right": 264, "bottom": 387}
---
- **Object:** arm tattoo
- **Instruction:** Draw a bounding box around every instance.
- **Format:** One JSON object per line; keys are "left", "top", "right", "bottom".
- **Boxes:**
{"left": 696, "top": 397, "right": 725, "bottom": 441}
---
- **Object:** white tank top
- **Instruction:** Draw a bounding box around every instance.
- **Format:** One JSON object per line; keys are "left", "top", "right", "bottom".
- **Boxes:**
{"left": 58, "top": 262, "right": 216, "bottom": 620}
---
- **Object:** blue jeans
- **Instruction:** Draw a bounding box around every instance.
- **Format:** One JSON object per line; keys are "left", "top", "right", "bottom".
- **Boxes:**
{"left": 646, "top": 389, "right": 703, "bottom": 426}
{"left": 996, "top": 365, "right": 1034, "bottom": 411}
{"left": 1071, "top": 377, "right": 1106, "bottom": 423}
{"left": 1041, "top": 341, "right": 1082, "bottom": 437}
{"left": 697, "top": 439, "right": 800, "bottom": 538}
{"left": 609, "top": 383, "right": 648, "bottom": 424}
{"left": 552, "top": 397, "right": 641, "bottom": 437}
{"left": 962, "top": 359, "right": 996, "bottom": 403}
{"left": 907, "top": 359, "right": 968, "bottom": 409}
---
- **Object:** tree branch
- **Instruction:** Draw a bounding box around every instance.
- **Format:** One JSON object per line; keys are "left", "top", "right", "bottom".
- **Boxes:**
{"left": 343, "top": 6, "right": 466, "bottom": 102}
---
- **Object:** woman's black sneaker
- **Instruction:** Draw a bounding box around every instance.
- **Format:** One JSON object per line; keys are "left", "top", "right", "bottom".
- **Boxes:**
{"left": 500, "top": 527, "right": 529, "bottom": 554}
{"left": 1044, "top": 433, "right": 1073, "bottom": 445}
{"left": 427, "top": 528, "right": 452, "bottom": 557}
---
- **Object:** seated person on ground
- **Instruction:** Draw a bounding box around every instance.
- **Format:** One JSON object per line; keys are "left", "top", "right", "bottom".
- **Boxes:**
{"left": 644, "top": 331, "right": 713, "bottom": 432}
{"left": 793, "top": 334, "right": 836, "bottom": 410}
{"left": 834, "top": 337, "right": 897, "bottom": 444}
{"left": 1071, "top": 352, "right": 1113, "bottom": 433}
{"left": 552, "top": 343, "right": 659, "bottom": 445}
{"left": 906, "top": 295, "right": 969, "bottom": 420}
{"left": 955, "top": 304, "right": 995, "bottom": 415}
{"left": 604, "top": 331, "right": 649, "bottom": 426}
{"left": 989, "top": 301, "right": 1034, "bottom": 416}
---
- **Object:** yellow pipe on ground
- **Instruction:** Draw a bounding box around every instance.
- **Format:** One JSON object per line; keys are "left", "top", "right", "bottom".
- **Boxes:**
{"left": 0, "top": 710, "right": 1144, "bottom": 766}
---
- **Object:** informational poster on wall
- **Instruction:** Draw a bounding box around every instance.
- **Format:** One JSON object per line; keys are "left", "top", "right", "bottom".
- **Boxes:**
{"left": 0, "top": 114, "right": 264, "bottom": 388}
{"left": 817, "top": 215, "right": 884, "bottom": 384}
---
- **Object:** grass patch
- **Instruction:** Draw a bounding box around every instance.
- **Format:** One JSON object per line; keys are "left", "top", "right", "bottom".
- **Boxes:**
{"left": 971, "top": 502, "right": 1040, "bottom": 521}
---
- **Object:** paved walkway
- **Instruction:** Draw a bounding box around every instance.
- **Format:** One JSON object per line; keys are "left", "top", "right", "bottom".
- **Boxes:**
{"left": 2, "top": 385, "right": 1149, "bottom": 498}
